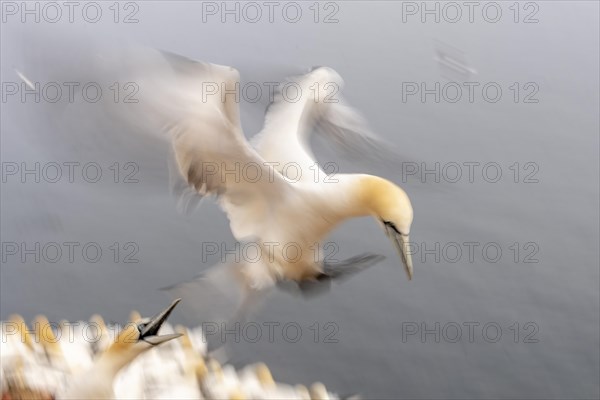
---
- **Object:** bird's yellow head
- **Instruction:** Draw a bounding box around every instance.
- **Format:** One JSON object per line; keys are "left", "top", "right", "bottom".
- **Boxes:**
{"left": 357, "top": 175, "right": 414, "bottom": 280}
{"left": 100, "top": 299, "right": 182, "bottom": 372}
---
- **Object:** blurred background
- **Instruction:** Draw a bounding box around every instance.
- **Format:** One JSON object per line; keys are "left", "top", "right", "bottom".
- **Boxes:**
{"left": 1, "top": 1, "right": 599, "bottom": 399}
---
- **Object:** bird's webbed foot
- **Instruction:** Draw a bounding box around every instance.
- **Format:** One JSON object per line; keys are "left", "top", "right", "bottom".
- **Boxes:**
{"left": 277, "top": 252, "right": 385, "bottom": 299}
{"left": 321, "top": 252, "right": 386, "bottom": 281}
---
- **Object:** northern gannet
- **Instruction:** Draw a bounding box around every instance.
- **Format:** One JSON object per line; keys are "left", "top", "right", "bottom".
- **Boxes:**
{"left": 118, "top": 50, "right": 414, "bottom": 291}
{"left": 1, "top": 309, "right": 343, "bottom": 399}
{"left": 1, "top": 315, "right": 57, "bottom": 399}
{"left": 57, "top": 299, "right": 182, "bottom": 400}
{"left": 15, "top": 48, "right": 414, "bottom": 306}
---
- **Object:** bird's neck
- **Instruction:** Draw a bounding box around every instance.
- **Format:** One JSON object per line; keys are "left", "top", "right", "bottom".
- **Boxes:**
{"left": 58, "top": 361, "right": 119, "bottom": 400}
{"left": 61, "top": 345, "right": 145, "bottom": 398}
{"left": 59, "top": 327, "right": 148, "bottom": 400}
{"left": 93, "top": 326, "right": 148, "bottom": 378}
{"left": 321, "top": 174, "right": 384, "bottom": 220}
{"left": 95, "top": 348, "right": 139, "bottom": 376}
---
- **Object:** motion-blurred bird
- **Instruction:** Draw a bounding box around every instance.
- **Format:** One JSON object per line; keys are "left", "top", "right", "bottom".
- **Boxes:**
{"left": 57, "top": 299, "right": 182, "bottom": 400}
{"left": 16, "top": 47, "right": 415, "bottom": 320}
{"left": 1, "top": 304, "right": 342, "bottom": 400}
{"left": 119, "top": 50, "right": 414, "bottom": 280}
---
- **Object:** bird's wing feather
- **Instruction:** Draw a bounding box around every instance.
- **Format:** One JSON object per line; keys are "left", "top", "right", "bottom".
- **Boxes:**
{"left": 113, "top": 49, "right": 293, "bottom": 240}
{"left": 250, "top": 70, "right": 324, "bottom": 180}
{"left": 251, "top": 67, "right": 399, "bottom": 182}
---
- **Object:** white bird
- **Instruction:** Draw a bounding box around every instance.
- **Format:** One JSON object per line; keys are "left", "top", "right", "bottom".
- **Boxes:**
{"left": 1, "top": 306, "right": 342, "bottom": 399}
{"left": 1, "top": 315, "right": 56, "bottom": 398}
{"left": 57, "top": 299, "right": 182, "bottom": 400}
{"left": 119, "top": 50, "right": 414, "bottom": 289}
{"left": 15, "top": 47, "right": 415, "bottom": 316}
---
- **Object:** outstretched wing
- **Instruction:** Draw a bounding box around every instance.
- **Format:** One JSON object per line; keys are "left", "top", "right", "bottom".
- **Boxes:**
{"left": 251, "top": 67, "right": 398, "bottom": 183}
{"left": 15, "top": 43, "right": 306, "bottom": 240}
{"left": 110, "top": 49, "right": 294, "bottom": 240}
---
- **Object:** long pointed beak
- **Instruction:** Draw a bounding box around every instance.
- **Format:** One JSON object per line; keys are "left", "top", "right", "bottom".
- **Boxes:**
{"left": 386, "top": 227, "right": 414, "bottom": 280}
{"left": 138, "top": 298, "right": 182, "bottom": 344}
{"left": 142, "top": 333, "right": 182, "bottom": 346}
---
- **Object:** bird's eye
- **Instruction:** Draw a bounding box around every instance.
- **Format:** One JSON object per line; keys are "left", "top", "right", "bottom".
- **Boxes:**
{"left": 383, "top": 220, "right": 402, "bottom": 235}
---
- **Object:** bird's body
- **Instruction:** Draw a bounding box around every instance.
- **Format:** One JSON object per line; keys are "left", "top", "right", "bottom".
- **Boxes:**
{"left": 226, "top": 173, "right": 408, "bottom": 284}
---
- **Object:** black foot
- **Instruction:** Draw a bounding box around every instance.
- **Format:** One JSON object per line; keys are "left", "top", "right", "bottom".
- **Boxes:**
{"left": 277, "top": 253, "right": 385, "bottom": 299}
{"left": 322, "top": 252, "right": 386, "bottom": 281}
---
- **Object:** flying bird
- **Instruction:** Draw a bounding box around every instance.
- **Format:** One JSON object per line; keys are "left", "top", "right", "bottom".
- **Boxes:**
{"left": 15, "top": 47, "right": 415, "bottom": 321}
{"left": 123, "top": 50, "right": 414, "bottom": 285}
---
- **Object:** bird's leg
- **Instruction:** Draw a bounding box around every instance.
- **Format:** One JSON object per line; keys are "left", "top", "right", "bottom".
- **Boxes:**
{"left": 321, "top": 252, "right": 385, "bottom": 281}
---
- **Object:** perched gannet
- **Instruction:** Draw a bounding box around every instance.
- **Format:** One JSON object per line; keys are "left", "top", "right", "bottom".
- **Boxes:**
{"left": 54, "top": 319, "right": 94, "bottom": 374}
{"left": 1, "top": 310, "right": 343, "bottom": 400}
{"left": 57, "top": 299, "right": 182, "bottom": 400}
{"left": 236, "top": 363, "right": 317, "bottom": 400}
{"left": 88, "top": 314, "right": 118, "bottom": 356}
{"left": 1, "top": 316, "right": 68, "bottom": 398}
{"left": 116, "top": 324, "right": 205, "bottom": 399}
